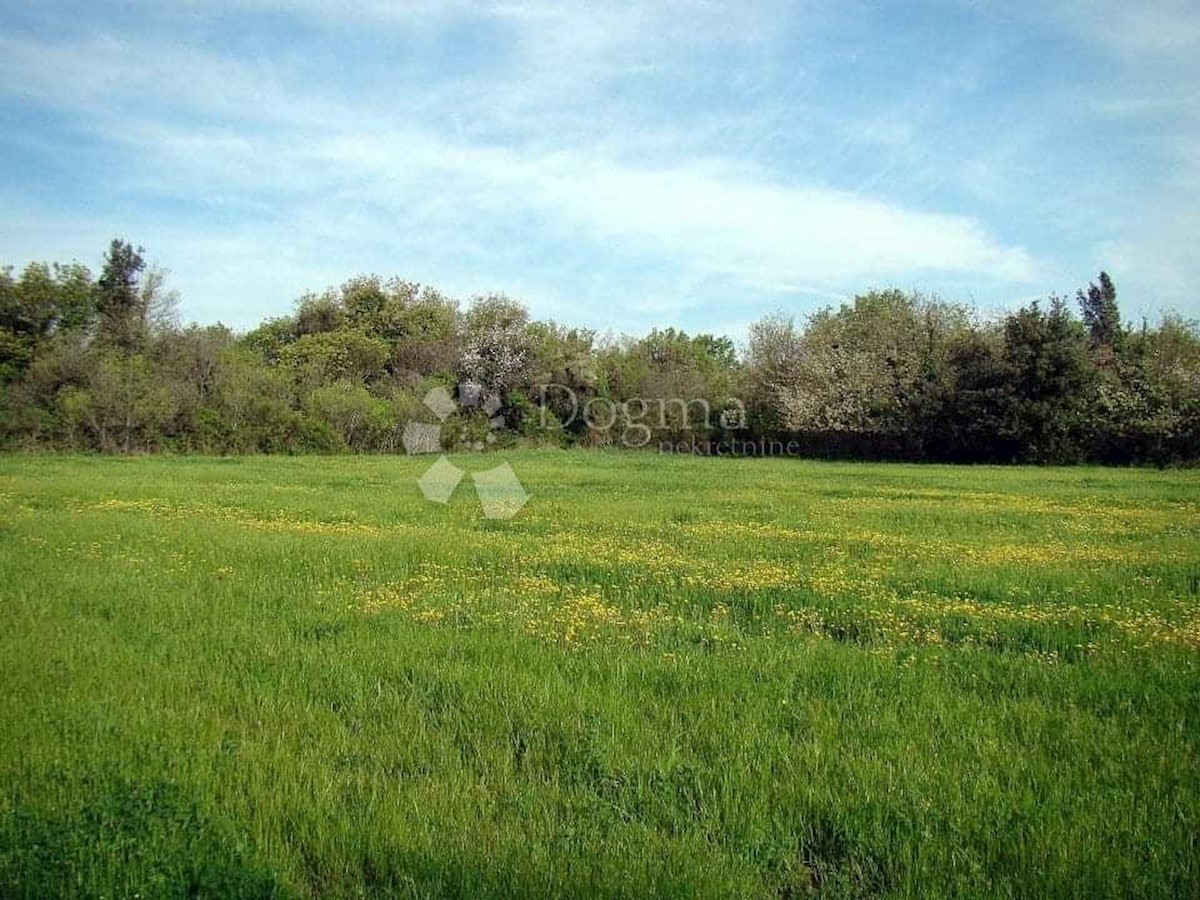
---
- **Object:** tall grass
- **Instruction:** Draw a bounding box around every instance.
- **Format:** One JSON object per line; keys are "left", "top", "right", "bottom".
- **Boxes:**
{"left": 1, "top": 452, "right": 1197, "bottom": 897}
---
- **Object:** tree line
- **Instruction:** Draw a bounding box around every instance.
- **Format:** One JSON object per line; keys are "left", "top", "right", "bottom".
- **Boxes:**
{"left": 2, "top": 239, "right": 1197, "bottom": 463}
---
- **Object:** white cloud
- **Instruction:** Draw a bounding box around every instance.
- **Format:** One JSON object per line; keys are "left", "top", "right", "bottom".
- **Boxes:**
{"left": 0, "top": 22, "right": 1042, "bottom": 322}
{"left": 5, "top": 1, "right": 1190, "bottom": 333}
{"left": 1056, "top": 0, "right": 1200, "bottom": 64}
{"left": 315, "top": 132, "right": 1041, "bottom": 288}
{"left": 547, "top": 160, "right": 1038, "bottom": 282}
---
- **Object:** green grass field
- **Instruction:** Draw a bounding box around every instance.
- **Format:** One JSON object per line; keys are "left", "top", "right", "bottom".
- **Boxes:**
{"left": 1, "top": 452, "right": 1198, "bottom": 898}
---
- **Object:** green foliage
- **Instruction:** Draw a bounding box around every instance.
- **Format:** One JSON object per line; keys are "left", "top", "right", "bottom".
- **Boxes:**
{"left": 95, "top": 239, "right": 147, "bottom": 353}
{"left": 202, "top": 349, "right": 305, "bottom": 453}
{"left": 929, "top": 328, "right": 1012, "bottom": 460}
{"left": 590, "top": 328, "right": 742, "bottom": 446}
{"left": 0, "top": 262, "right": 95, "bottom": 381}
{"left": 0, "top": 242, "right": 1197, "bottom": 463}
{"left": 1078, "top": 271, "right": 1124, "bottom": 359}
{"left": 60, "top": 353, "right": 176, "bottom": 452}
{"left": 1001, "top": 298, "right": 1095, "bottom": 463}
{"left": 240, "top": 317, "right": 298, "bottom": 364}
{"left": 744, "top": 312, "right": 801, "bottom": 434}
{"left": 278, "top": 330, "right": 390, "bottom": 387}
{"left": 304, "top": 381, "right": 396, "bottom": 451}
{"left": 294, "top": 291, "right": 346, "bottom": 336}
{"left": 759, "top": 291, "right": 968, "bottom": 448}
{"left": 386, "top": 291, "right": 461, "bottom": 381}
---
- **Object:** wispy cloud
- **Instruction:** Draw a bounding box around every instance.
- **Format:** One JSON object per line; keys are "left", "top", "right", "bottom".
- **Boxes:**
{"left": 1049, "top": 0, "right": 1200, "bottom": 64}
{"left": 0, "top": 1, "right": 1196, "bottom": 334}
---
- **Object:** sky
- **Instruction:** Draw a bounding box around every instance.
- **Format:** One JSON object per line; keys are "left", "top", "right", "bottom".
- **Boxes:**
{"left": 0, "top": 0, "right": 1197, "bottom": 338}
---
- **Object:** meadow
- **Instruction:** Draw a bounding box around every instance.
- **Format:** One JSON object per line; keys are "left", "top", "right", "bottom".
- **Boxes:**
{"left": 0, "top": 451, "right": 1197, "bottom": 898}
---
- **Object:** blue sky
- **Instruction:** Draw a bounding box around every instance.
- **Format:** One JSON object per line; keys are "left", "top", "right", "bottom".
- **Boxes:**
{"left": 1, "top": 1, "right": 1197, "bottom": 337}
